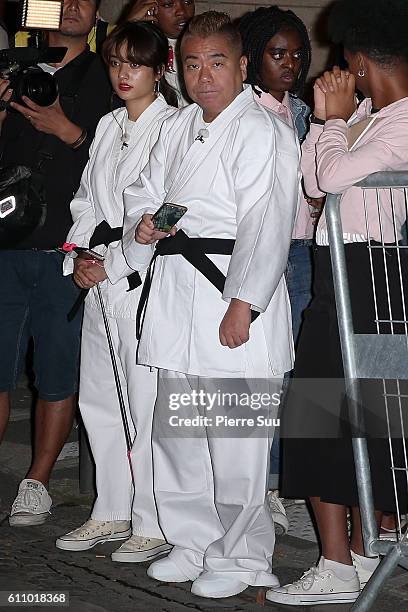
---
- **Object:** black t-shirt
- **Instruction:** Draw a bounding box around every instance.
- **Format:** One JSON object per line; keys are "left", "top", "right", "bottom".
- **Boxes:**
{"left": 0, "top": 47, "right": 112, "bottom": 249}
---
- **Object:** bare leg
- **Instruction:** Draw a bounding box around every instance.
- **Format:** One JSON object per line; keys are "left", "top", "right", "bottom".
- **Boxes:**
{"left": 350, "top": 506, "right": 382, "bottom": 556}
{"left": 26, "top": 396, "right": 76, "bottom": 488}
{"left": 310, "top": 496, "right": 352, "bottom": 565}
{"left": 0, "top": 391, "right": 11, "bottom": 444}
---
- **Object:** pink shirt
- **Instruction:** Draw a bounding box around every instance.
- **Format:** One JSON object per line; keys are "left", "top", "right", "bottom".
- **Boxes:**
{"left": 301, "top": 97, "right": 408, "bottom": 245}
{"left": 257, "top": 91, "right": 314, "bottom": 240}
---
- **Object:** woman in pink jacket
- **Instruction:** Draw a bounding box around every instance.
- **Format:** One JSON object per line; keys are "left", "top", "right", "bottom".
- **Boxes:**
{"left": 267, "top": 0, "right": 408, "bottom": 606}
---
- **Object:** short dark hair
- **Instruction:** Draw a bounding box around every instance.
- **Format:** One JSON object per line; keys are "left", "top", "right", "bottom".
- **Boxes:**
{"left": 328, "top": 0, "right": 408, "bottom": 65}
{"left": 238, "top": 6, "right": 311, "bottom": 95}
{"left": 103, "top": 21, "right": 178, "bottom": 107}
{"left": 182, "top": 11, "right": 242, "bottom": 56}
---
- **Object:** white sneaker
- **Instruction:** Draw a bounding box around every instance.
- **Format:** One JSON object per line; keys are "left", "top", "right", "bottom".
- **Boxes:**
{"left": 9, "top": 479, "right": 52, "bottom": 526}
{"left": 379, "top": 527, "right": 398, "bottom": 541}
{"left": 266, "top": 490, "right": 289, "bottom": 535}
{"left": 147, "top": 557, "right": 191, "bottom": 582}
{"left": 271, "top": 489, "right": 305, "bottom": 507}
{"left": 55, "top": 519, "right": 131, "bottom": 551}
{"left": 266, "top": 557, "right": 360, "bottom": 606}
{"left": 111, "top": 535, "right": 172, "bottom": 562}
{"left": 191, "top": 571, "right": 248, "bottom": 598}
{"left": 351, "top": 550, "right": 380, "bottom": 588}
{"left": 379, "top": 517, "right": 408, "bottom": 541}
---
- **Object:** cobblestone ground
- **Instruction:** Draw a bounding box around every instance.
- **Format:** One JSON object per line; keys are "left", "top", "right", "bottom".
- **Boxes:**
{"left": 0, "top": 384, "right": 407, "bottom": 611}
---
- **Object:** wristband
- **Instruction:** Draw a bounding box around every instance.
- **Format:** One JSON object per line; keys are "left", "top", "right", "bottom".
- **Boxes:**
{"left": 310, "top": 114, "right": 326, "bottom": 125}
{"left": 70, "top": 128, "right": 88, "bottom": 150}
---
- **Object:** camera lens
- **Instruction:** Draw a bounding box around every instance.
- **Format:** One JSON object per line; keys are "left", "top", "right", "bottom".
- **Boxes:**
{"left": 16, "top": 68, "right": 58, "bottom": 107}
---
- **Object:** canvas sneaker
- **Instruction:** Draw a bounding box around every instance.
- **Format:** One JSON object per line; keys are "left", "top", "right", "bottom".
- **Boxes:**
{"left": 379, "top": 516, "right": 408, "bottom": 541}
{"left": 351, "top": 550, "right": 380, "bottom": 588}
{"left": 9, "top": 479, "right": 52, "bottom": 526}
{"left": 266, "top": 557, "right": 361, "bottom": 606}
{"left": 56, "top": 519, "right": 131, "bottom": 551}
{"left": 274, "top": 489, "right": 305, "bottom": 507}
{"left": 111, "top": 535, "right": 172, "bottom": 562}
{"left": 266, "top": 490, "right": 289, "bottom": 535}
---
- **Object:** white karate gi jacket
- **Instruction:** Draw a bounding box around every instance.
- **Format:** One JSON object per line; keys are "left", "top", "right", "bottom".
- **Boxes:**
{"left": 64, "top": 95, "right": 176, "bottom": 319}
{"left": 123, "top": 86, "right": 300, "bottom": 375}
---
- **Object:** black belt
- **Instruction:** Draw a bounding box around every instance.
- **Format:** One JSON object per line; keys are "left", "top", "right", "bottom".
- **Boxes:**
{"left": 67, "top": 221, "right": 142, "bottom": 321}
{"left": 89, "top": 220, "right": 122, "bottom": 249}
{"left": 136, "top": 229, "right": 260, "bottom": 339}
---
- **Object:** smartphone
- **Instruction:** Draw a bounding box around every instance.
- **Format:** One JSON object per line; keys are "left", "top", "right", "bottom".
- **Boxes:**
{"left": 152, "top": 202, "right": 187, "bottom": 233}
{"left": 56, "top": 245, "right": 105, "bottom": 261}
{"left": 78, "top": 248, "right": 105, "bottom": 262}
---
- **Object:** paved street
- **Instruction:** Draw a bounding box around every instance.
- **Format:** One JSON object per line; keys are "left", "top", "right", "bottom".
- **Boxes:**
{"left": 0, "top": 382, "right": 407, "bottom": 611}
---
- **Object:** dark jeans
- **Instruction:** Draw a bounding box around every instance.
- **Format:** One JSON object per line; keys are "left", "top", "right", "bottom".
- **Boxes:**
{"left": 0, "top": 250, "right": 82, "bottom": 401}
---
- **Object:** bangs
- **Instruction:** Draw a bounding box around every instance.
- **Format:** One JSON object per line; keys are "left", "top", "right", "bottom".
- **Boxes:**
{"left": 111, "top": 32, "right": 156, "bottom": 67}
{"left": 103, "top": 22, "right": 168, "bottom": 69}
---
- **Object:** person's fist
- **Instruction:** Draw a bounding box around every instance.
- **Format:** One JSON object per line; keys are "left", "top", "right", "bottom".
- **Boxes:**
{"left": 135, "top": 213, "right": 177, "bottom": 244}
{"left": 73, "top": 258, "right": 107, "bottom": 289}
{"left": 127, "top": 0, "right": 158, "bottom": 22}
{"left": 219, "top": 299, "right": 251, "bottom": 349}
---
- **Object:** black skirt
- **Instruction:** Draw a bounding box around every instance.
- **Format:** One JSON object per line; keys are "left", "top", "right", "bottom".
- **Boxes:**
{"left": 281, "top": 243, "right": 408, "bottom": 512}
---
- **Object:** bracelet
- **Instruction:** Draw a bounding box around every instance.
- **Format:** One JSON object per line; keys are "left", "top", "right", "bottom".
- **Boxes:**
{"left": 310, "top": 114, "right": 326, "bottom": 125}
{"left": 70, "top": 128, "right": 88, "bottom": 150}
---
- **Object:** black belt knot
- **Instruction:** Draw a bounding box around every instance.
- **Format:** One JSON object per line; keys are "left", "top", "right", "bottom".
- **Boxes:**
{"left": 136, "top": 229, "right": 259, "bottom": 339}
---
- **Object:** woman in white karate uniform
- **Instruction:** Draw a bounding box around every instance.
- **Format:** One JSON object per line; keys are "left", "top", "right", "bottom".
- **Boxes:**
{"left": 56, "top": 21, "right": 177, "bottom": 562}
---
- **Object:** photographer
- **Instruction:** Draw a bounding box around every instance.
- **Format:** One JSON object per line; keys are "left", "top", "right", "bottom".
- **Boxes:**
{"left": 0, "top": 0, "right": 111, "bottom": 527}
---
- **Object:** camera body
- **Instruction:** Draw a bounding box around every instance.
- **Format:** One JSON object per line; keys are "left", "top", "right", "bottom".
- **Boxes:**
{"left": 0, "top": 47, "right": 67, "bottom": 110}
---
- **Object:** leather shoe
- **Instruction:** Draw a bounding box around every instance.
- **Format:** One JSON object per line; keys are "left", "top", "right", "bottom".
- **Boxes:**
{"left": 147, "top": 557, "right": 190, "bottom": 583}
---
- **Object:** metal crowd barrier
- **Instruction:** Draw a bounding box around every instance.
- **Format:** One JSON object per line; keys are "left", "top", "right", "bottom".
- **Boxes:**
{"left": 325, "top": 171, "right": 408, "bottom": 610}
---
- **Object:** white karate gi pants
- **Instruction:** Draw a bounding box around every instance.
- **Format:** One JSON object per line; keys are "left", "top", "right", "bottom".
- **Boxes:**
{"left": 79, "top": 307, "right": 162, "bottom": 538}
{"left": 152, "top": 369, "right": 282, "bottom": 585}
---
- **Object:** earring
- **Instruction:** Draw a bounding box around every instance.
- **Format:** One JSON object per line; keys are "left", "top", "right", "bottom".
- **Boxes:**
{"left": 154, "top": 81, "right": 160, "bottom": 94}
{"left": 358, "top": 68, "right": 365, "bottom": 77}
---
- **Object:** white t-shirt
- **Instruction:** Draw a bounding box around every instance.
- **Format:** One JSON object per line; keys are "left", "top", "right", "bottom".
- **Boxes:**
{"left": 165, "top": 37, "right": 190, "bottom": 108}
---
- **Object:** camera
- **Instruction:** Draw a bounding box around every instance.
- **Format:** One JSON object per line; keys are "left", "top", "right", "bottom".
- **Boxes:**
{"left": 0, "top": 46, "right": 67, "bottom": 110}
{"left": 0, "top": 0, "right": 66, "bottom": 110}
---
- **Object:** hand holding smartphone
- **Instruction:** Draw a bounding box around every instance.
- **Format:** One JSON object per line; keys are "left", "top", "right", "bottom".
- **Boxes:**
{"left": 151, "top": 203, "right": 187, "bottom": 233}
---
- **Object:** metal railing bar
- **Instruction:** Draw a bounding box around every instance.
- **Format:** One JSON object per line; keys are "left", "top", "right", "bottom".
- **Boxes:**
{"left": 325, "top": 192, "right": 380, "bottom": 554}
{"left": 357, "top": 172, "right": 408, "bottom": 188}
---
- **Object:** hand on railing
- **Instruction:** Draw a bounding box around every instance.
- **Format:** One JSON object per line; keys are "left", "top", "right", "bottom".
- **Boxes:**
{"left": 307, "top": 196, "right": 325, "bottom": 225}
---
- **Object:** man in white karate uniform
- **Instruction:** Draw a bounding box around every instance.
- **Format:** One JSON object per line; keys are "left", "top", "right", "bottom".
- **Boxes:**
{"left": 122, "top": 11, "right": 300, "bottom": 599}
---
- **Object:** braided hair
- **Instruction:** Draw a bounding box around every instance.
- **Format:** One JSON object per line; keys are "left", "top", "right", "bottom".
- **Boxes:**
{"left": 238, "top": 6, "right": 311, "bottom": 95}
